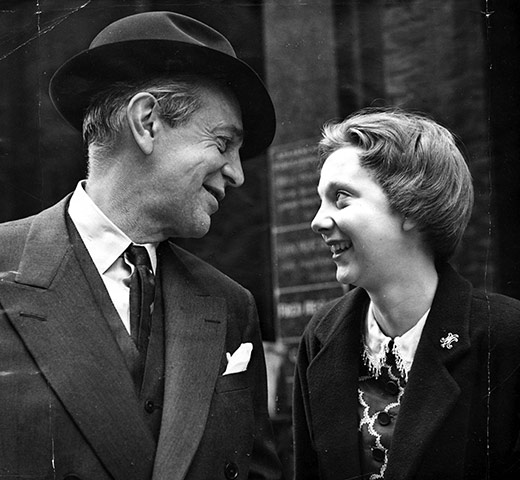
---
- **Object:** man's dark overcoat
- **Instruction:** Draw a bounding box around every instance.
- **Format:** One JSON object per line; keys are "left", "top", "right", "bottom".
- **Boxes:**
{"left": 0, "top": 196, "right": 281, "bottom": 480}
{"left": 293, "top": 264, "right": 520, "bottom": 479}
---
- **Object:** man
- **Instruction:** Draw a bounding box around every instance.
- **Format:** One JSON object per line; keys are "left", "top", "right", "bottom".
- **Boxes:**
{"left": 0, "top": 11, "right": 281, "bottom": 480}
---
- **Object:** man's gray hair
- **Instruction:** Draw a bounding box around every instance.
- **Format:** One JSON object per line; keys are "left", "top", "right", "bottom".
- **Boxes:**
{"left": 83, "top": 75, "right": 220, "bottom": 161}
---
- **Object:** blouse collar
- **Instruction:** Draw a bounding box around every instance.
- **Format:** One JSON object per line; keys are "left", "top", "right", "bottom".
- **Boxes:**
{"left": 362, "top": 301, "right": 429, "bottom": 381}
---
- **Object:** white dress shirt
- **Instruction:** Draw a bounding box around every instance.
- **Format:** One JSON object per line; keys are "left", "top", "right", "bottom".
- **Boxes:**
{"left": 362, "top": 301, "right": 429, "bottom": 381}
{"left": 68, "top": 181, "right": 157, "bottom": 334}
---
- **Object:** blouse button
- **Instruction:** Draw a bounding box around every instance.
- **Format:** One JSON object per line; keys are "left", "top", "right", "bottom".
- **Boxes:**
{"left": 385, "top": 380, "right": 399, "bottom": 395}
{"left": 377, "top": 411, "right": 391, "bottom": 426}
{"left": 371, "top": 447, "right": 385, "bottom": 462}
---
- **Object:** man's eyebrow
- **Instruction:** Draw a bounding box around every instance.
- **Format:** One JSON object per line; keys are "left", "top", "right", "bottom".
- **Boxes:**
{"left": 212, "top": 125, "right": 244, "bottom": 141}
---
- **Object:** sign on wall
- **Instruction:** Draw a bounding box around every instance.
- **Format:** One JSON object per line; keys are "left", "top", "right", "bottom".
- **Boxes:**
{"left": 269, "top": 140, "right": 344, "bottom": 344}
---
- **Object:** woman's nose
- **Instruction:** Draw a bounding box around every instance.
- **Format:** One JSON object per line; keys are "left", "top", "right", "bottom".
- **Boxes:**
{"left": 311, "top": 205, "right": 334, "bottom": 234}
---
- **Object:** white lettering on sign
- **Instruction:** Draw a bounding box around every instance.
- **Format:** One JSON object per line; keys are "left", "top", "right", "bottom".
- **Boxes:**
{"left": 277, "top": 299, "right": 329, "bottom": 319}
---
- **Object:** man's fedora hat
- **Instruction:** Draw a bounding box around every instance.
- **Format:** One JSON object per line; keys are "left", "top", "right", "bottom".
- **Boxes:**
{"left": 49, "top": 11, "right": 275, "bottom": 158}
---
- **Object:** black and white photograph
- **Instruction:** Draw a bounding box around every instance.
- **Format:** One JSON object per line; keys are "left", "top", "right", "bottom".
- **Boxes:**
{"left": 0, "top": 1, "right": 518, "bottom": 479}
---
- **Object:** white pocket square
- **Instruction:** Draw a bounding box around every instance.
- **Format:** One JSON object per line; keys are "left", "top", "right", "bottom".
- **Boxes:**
{"left": 223, "top": 342, "right": 253, "bottom": 375}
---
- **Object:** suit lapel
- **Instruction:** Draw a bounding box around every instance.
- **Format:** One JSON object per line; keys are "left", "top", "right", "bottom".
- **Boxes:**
{"left": 153, "top": 242, "right": 227, "bottom": 480}
{"left": 385, "top": 265, "right": 473, "bottom": 479}
{"left": 0, "top": 199, "right": 156, "bottom": 480}
{"left": 307, "top": 289, "right": 368, "bottom": 479}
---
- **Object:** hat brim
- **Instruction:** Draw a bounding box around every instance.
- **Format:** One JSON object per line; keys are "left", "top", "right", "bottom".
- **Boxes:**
{"left": 49, "top": 40, "right": 275, "bottom": 159}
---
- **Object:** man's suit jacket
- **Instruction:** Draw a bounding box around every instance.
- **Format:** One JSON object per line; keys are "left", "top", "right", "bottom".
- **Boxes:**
{"left": 293, "top": 264, "right": 520, "bottom": 479}
{"left": 0, "top": 196, "right": 281, "bottom": 480}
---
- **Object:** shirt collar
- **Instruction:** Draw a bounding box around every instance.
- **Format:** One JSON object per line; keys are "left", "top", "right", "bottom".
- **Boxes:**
{"left": 68, "top": 181, "right": 157, "bottom": 274}
{"left": 363, "top": 301, "right": 429, "bottom": 380}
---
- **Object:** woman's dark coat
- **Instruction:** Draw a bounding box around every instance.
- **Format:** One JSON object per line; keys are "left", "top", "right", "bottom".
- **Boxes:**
{"left": 293, "top": 264, "right": 520, "bottom": 479}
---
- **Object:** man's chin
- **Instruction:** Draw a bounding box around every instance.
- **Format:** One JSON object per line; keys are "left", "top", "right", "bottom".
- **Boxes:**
{"left": 163, "top": 213, "right": 212, "bottom": 240}
{"left": 189, "top": 219, "right": 212, "bottom": 239}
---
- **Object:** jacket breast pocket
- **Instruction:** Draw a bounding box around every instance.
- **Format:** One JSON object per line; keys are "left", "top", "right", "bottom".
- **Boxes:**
{"left": 215, "top": 370, "right": 250, "bottom": 393}
{"left": 213, "top": 371, "right": 254, "bottom": 423}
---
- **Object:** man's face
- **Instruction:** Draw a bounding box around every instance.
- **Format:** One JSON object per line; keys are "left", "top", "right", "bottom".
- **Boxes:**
{"left": 311, "top": 146, "right": 411, "bottom": 292}
{"left": 145, "top": 84, "right": 244, "bottom": 240}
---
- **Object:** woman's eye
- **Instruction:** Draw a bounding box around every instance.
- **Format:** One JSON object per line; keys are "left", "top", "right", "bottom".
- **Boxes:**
{"left": 335, "top": 191, "right": 350, "bottom": 208}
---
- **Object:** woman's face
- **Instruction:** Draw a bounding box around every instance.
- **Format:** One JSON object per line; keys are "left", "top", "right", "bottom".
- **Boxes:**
{"left": 311, "top": 146, "right": 414, "bottom": 292}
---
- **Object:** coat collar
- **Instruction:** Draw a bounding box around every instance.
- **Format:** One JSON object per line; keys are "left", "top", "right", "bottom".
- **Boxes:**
{"left": 15, "top": 196, "right": 74, "bottom": 288}
{"left": 306, "top": 264, "right": 473, "bottom": 479}
{"left": 307, "top": 288, "right": 367, "bottom": 478}
{"left": 385, "top": 264, "right": 472, "bottom": 479}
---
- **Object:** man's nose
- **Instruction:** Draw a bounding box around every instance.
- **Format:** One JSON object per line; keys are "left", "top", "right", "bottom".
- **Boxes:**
{"left": 222, "top": 153, "right": 245, "bottom": 188}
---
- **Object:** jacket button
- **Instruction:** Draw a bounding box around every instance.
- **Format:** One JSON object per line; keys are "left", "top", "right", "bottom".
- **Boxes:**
{"left": 371, "top": 447, "right": 385, "bottom": 463}
{"left": 377, "top": 411, "right": 391, "bottom": 426}
{"left": 224, "top": 461, "right": 239, "bottom": 479}
{"left": 144, "top": 400, "right": 155, "bottom": 413}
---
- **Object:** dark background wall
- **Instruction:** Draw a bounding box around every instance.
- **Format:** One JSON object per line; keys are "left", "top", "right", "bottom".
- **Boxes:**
{"left": 488, "top": 0, "right": 520, "bottom": 297}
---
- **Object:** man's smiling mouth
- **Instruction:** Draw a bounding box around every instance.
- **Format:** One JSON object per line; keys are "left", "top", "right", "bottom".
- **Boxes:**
{"left": 203, "top": 184, "right": 225, "bottom": 203}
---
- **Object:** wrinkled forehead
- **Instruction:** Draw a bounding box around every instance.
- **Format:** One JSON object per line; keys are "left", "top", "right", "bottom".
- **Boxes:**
{"left": 197, "top": 78, "right": 240, "bottom": 108}
{"left": 199, "top": 81, "right": 242, "bottom": 121}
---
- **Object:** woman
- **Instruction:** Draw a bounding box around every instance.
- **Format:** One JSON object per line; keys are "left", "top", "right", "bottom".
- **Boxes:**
{"left": 293, "top": 108, "right": 520, "bottom": 479}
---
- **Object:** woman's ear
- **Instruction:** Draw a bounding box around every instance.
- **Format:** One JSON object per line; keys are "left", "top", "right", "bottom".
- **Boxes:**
{"left": 126, "top": 92, "right": 160, "bottom": 155}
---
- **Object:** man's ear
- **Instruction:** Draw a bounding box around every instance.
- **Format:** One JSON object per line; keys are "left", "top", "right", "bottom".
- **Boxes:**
{"left": 403, "top": 215, "right": 417, "bottom": 232}
{"left": 126, "top": 92, "right": 160, "bottom": 155}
